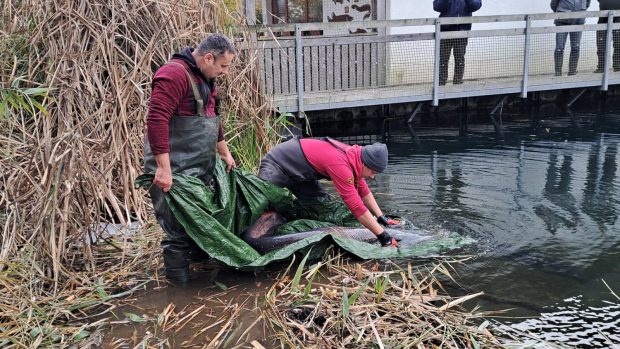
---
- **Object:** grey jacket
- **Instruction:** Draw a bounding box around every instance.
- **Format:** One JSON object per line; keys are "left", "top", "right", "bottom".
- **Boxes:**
{"left": 551, "top": 0, "right": 591, "bottom": 24}
{"left": 599, "top": 0, "right": 620, "bottom": 10}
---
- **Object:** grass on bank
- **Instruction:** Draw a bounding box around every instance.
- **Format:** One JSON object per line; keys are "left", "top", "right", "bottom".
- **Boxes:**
{"left": 0, "top": 223, "right": 162, "bottom": 347}
{"left": 264, "top": 250, "right": 504, "bottom": 348}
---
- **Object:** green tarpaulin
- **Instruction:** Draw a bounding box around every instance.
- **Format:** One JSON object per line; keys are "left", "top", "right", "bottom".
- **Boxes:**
{"left": 135, "top": 160, "right": 472, "bottom": 269}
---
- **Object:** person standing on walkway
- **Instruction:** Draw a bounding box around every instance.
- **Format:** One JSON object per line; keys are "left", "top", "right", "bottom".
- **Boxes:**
{"left": 551, "top": 0, "right": 591, "bottom": 76}
{"left": 144, "top": 34, "right": 237, "bottom": 284}
{"left": 258, "top": 138, "right": 399, "bottom": 248}
{"left": 433, "top": 0, "right": 482, "bottom": 86}
{"left": 595, "top": 0, "right": 620, "bottom": 73}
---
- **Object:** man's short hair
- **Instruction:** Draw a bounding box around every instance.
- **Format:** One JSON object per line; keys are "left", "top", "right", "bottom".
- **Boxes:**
{"left": 196, "top": 34, "right": 237, "bottom": 58}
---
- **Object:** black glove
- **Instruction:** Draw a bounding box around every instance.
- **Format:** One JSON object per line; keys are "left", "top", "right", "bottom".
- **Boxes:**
{"left": 377, "top": 231, "right": 398, "bottom": 247}
{"left": 378, "top": 215, "right": 401, "bottom": 227}
{"left": 377, "top": 215, "right": 389, "bottom": 226}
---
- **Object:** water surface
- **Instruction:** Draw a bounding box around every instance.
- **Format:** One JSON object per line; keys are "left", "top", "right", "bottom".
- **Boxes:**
{"left": 365, "top": 104, "right": 620, "bottom": 347}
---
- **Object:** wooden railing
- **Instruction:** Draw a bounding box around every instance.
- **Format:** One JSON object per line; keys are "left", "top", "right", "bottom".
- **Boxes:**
{"left": 244, "top": 11, "right": 620, "bottom": 113}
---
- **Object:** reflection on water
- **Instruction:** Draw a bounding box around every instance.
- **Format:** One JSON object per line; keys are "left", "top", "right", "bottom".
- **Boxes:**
{"left": 504, "top": 296, "right": 620, "bottom": 348}
{"left": 370, "top": 120, "right": 620, "bottom": 347}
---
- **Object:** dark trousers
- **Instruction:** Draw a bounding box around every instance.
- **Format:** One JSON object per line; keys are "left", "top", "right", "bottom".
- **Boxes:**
{"left": 554, "top": 31, "right": 582, "bottom": 76}
{"left": 439, "top": 38, "right": 469, "bottom": 85}
{"left": 150, "top": 186, "right": 196, "bottom": 250}
{"left": 596, "top": 17, "right": 620, "bottom": 71}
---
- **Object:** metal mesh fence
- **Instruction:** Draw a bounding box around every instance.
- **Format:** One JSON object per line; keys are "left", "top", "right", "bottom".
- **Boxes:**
{"left": 387, "top": 40, "right": 434, "bottom": 91}
{"left": 253, "top": 17, "right": 620, "bottom": 111}
{"left": 261, "top": 35, "right": 532, "bottom": 95}
{"left": 529, "top": 30, "right": 599, "bottom": 81}
{"left": 446, "top": 35, "right": 525, "bottom": 89}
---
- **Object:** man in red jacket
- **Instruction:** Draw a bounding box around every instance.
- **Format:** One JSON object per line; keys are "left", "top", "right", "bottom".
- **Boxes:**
{"left": 144, "top": 34, "right": 237, "bottom": 284}
{"left": 259, "top": 138, "right": 399, "bottom": 247}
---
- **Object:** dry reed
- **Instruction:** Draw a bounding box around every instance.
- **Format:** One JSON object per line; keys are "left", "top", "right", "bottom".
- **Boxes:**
{"left": 264, "top": 252, "right": 505, "bottom": 348}
{"left": 104, "top": 286, "right": 269, "bottom": 348}
{"left": 0, "top": 0, "right": 279, "bottom": 346}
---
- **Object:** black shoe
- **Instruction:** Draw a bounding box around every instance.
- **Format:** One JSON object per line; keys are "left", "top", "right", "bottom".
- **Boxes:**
{"left": 568, "top": 71, "right": 577, "bottom": 76}
{"left": 454, "top": 79, "right": 463, "bottom": 85}
{"left": 163, "top": 246, "right": 190, "bottom": 284}
{"left": 594, "top": 67, "right": 604, "bottom": 73}
{"left": 188, "top": 246, "right": 210, "bottom": 263}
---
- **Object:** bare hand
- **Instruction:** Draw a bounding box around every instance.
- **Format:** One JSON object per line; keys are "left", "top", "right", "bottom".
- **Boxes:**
{"left": 154, "top": 167, "right": 173, "bottom": 192}
{"left": 221, "top": 153, "right": 237, "bottom": 172}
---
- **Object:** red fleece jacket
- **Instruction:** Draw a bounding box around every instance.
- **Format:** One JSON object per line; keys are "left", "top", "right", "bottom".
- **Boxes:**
{"left": 146, "top": 58, "right": 224, "bottom": 155}
{"left": 300, "top": 138, "right": 371, "bottom": 218}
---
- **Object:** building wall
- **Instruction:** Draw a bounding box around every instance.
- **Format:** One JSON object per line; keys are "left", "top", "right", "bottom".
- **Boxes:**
{"left": 384, "top": 0, "right": 603, "bottom": 86}
{"left": 388, "top": 0, "right": 600, "bottom": 26}
{"left": 323, "top": 0, "right": 376, "bottom": 35}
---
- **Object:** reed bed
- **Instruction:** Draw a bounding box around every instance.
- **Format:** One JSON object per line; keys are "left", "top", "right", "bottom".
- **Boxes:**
{"left": 0, "top": 224, "right": 162, "bottom": 347}
{"left": 264, "top": 252, "right": 504, "bottom": 348}
{"left": 0, "top": 0, "right": 285, "bottom": 346}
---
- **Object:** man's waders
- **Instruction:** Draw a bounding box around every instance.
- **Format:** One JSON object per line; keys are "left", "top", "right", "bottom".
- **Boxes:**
{"left": 144, "top": 63, "right": 219, "bottom": 284}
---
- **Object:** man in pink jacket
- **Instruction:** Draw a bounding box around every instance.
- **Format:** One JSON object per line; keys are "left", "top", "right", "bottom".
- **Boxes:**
{"left": 258, "top": 138, "right": 399, "bottom": 247}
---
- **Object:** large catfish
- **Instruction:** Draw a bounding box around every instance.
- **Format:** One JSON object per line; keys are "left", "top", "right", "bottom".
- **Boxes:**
{"left": 242, "top": 211, "right": 433, "bottom": 254}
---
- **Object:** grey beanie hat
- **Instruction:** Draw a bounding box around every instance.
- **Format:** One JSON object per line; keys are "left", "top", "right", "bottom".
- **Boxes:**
{"left": 361, "top": 143, "right": 388, "bottom": 173}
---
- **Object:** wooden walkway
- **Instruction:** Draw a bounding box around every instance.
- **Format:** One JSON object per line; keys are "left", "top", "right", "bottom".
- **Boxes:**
{"left": 246, "top": 11, "right": 620, "bottom": 114}
{"left": 272, "top": 72, "right": 620, "bottom": 112}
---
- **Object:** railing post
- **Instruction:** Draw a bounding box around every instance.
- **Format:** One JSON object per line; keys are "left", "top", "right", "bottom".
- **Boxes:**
{"left": 433, "top": 20, "right": 441, "bottom": 106}
{"left": 295, "top": 24, "right": 305, "bottom": 114}
{"left": 602, "top": 11, "right": 614, "bottom": 91}
{"left": 521, "top": 15, "right": 531, "bottom": 98}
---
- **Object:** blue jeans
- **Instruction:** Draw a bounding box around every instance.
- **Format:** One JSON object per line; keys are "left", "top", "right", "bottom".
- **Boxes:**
{"left": 556, "top": 31, "right": 582, "bottom": 53}
{"left": 555, "top": 31, "right": 582, "bottom": 75}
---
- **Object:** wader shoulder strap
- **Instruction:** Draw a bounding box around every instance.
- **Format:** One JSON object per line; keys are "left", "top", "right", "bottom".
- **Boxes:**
{"left": 319, "top": 137, "right": 361, "bottom": 179}
{"left": 165, "top": 61, "right": 205, "bottom": 116}
{"left": 320, "top": 137, "right": 347, "bottom": 155}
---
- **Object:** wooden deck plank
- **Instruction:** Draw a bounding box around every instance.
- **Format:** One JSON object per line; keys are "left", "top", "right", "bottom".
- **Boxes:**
{"left": 288, "top": 47, "right": 296, "bottom": 93}
{"left": 326, "top": 45, "right": 334, "bottom": 90}
{"left": 319, "top": 45, "right": 327, "bottom": 91}
{"left": 364, "top": 43, "right": 371, "bottom": 86}
{"left": 279, "top": 48, "right": 289, "bottom": 94}
{"left": 271, "top": 72, "right": 614, "bottom": 112}
{"left": 264, "top": 48, "right": 273, "bottom": 94}
{"left": 311, "top": 46, "right": 319, "bottom": 92}
{"left": 341, "top": 44, "right": 349, "bottom": 89}
{"left": 334, "top": 45, "right": 341, "bottom": 90}
{"left": 356, "top": 43, "right": 363, "bottom": 88}
{"left": 272, "top": 48, "right": 281, "bottom": 94}
{"left": 370, "top": 43, "right": 378, "bottom": 86}
{"left": 303, "top": 46, "right": 311, "bottom": 93}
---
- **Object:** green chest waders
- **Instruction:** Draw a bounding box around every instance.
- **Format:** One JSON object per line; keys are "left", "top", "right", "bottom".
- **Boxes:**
{"left": 144, "top": 62, "right": 219, "bottom": 283}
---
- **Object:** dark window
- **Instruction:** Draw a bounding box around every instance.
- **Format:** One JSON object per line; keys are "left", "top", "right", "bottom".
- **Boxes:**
{"left": 270, "top": 0, "right": 322, "bottom": 23}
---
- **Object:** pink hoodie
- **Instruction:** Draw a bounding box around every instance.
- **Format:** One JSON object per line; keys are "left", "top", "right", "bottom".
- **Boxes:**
{"left": 299, "top": 138, "right": 371, "bottom": 218}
